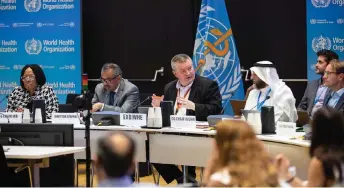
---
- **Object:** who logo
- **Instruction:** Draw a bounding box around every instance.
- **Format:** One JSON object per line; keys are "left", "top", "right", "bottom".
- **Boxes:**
{"left": 24, "top": 0, "right": 41, "bottom": 12}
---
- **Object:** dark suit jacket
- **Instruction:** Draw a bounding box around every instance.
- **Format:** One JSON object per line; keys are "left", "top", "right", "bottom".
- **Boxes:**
{"left": 298, "top": 79, "right": 321, "bottom": 115}
{"left": 92, "top": 78, "right": 140, "bottom": 113}
{"left": 163, "top": 75, "right": 222, "bottom": 121}
{"left": 323, "top": 89, "right": 344, "bottom": 111}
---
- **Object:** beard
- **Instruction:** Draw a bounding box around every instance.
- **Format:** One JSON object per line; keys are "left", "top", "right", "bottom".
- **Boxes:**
{"left": 254, "top": 79, "right": 267, "bottom": 89}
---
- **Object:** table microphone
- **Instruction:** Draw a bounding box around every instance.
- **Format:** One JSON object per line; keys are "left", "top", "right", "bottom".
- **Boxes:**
{"left": 220, "top": 98, "right": 231, "bottom": 114}
{"left": 248, "top": 96, "right": 271, "bottom": 111}
{"left": 127, "top": 96, "right": 151, "bottom": 113}
{"left": 0, "top": 95, "right": 8, "bottom": 105}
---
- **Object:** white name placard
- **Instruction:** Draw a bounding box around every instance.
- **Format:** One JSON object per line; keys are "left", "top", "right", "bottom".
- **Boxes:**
{"left": 170, "top": 115, "right": 196, "bottom": 129}
{"left": 52, "top": 113, "right": 80, "bottom": 126}
{"left": 276, "top": 121, "right": 296, "bottom": 136}
{"left": 0, "top": 112, "right": 22, "bottom": 123}
{"left": 120, "top": 113, "right": 146, "bottom": 127}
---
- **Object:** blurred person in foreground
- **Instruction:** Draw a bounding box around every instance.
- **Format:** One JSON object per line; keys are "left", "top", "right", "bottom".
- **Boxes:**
{"left": 203, "top": 120, "right": 281, "bottom": 187}
{"left": 95, "top": 132, "right": 136, "bottom": 187}
{"left": 276, "top": 107, "right": 344, "bottom": 187}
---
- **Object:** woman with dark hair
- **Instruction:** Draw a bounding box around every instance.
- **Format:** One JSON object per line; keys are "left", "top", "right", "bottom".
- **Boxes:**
{"left": 6, "top": 64, "right": 59, "bottom": 118}
{"left": 276, "top": 107, "right": 344, "bottom": 187}
{"left": 203, "top": 120, "right": 279, "bottom": 187}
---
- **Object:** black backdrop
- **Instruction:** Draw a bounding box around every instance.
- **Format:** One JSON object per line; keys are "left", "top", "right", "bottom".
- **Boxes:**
{"left": 82, "top": 0, "right": 307, "bottom": 105}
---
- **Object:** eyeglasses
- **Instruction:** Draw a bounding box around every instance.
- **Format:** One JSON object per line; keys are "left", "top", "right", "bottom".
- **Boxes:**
{"left": 21, "top": 75, "right": 35, "bottom": 81}
{"left": 324, "top": 71, "right": 339, "bottom": 76}
{"left": 100, "top": 74, "right": 120, "bottom": 84}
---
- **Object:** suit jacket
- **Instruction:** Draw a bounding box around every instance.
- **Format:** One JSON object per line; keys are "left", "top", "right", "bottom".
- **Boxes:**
{"left": 323, "top": 89, "right": 344, "bottom": 111}
{"left": 163, "top": 75, "right": 222, "bottom": 121}
{"left": 92, "top": 78, "right": 140, "bottom": 113}
{"left": 298, "top": 79, "right": 321, "bottom": 115}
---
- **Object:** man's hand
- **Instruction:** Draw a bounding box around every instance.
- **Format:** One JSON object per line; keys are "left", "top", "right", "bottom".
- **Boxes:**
{"left": 151, "top": 94, "right": 163, "bottom": 107}
{"left": 177, "top": 97, "right": 195, "bottom": 111}
{"left": 16, "top": 108, "right": 24, "bottom": 112}
{"left": 92, "top": 102, "right": 104, "bottom": 112}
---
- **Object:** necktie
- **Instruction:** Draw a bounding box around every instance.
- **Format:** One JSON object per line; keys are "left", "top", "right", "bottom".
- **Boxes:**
{"left": 109, "top": 92, "right": 116, "bottom": 106}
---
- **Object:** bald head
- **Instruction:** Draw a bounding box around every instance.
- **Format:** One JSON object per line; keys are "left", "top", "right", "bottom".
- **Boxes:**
{"left": 96, "top": 132, "right": 136, "bottom": 178}
{"left": 108, "top": 133, "right": 132, "bottom": 156}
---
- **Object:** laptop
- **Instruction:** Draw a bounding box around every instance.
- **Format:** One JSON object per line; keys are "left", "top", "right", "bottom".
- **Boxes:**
{"left": 296, "top": 110, "right": 310, "bottom": 126}
{"left": 230, "top": 100, "right": 246, "bottom": 116}
{"left": 59, "top": 104, "right": 77, "bottom": 113}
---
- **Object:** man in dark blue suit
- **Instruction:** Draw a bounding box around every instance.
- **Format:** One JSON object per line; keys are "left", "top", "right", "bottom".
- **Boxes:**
{"left": 298, "top": 50, "right": 339, "bottom": 116}
{"left": 323, "top": 60, "right": 344, "bottom": 111}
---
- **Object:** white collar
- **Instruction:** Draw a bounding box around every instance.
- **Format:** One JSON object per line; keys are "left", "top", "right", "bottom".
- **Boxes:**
{"left": 113, "top": 83, "right": 120, "bottom": 93}
{"left": 176, "top": 80, "right": 193, "bottom": 90}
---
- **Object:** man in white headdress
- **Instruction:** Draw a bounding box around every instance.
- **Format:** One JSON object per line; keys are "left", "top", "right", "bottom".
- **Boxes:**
{"left": 244, "top": 61, "right": 298, "bottom": 122}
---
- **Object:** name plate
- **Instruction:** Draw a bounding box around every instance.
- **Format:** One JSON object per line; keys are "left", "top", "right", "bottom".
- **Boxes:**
{"left": 52, "top": 113, "right": 80, "bottom": 125}
{"left": 170, "top": 115, "right": 196, "bottom": 129}
{"left": 120, "top": 113, "right": 146, "bottom": 127}
{"left": 0, "top": 112, "right": 22, "bottom": 123}
{"left": 276, "top": 121, "right": 296, "bottom": 136}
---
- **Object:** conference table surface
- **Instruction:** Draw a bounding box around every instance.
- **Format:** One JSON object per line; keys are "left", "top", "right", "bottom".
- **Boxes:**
{"left": 73, "top": 124, "right": 309, "bottom": 147}
{"left": 4, "top": 146, "right": 85, "bottom": 187}
{"left": 4, "top": 146, "right": 85, "bottom": 159}
{"left": 74, "top": 124, "right": 310, "bottom": 180}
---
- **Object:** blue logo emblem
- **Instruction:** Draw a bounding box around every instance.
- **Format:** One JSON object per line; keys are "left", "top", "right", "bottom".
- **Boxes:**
{"left": 25, "top": 38, "right": 42, "bottom": 55}
{"left": 312, "top": 35, "right": 331, "bottom": 52}
{"left": 311, "top": 0, "right": 331, "bottom": 8}
{"left": 24, "top": 0, "right": 42, "bottom": 12}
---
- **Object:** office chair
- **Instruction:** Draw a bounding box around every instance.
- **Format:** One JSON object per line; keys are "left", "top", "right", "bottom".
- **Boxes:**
{"left": 0, "top": 144, "right": 16, "bottom": 186}
{"left": 66, "top": 94, "right": 81, "bottom": 104}
{"left": 0, "top": 144, "right": 32, "bottom": 187}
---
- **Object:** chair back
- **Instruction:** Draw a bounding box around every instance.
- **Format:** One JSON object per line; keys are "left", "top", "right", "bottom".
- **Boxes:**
{"left": 0, "top": 144, "right": 16, "bottom": 186}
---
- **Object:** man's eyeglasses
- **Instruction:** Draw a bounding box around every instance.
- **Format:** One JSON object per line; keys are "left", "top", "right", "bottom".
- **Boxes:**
{"left": 324, "top": 71, "right": 339, "bottom": 76}
{"left": 100, "top": 74, "right": 120, "bottom": 84}
{"left": 21, "top": 75, "right": 35, "bottom": 81}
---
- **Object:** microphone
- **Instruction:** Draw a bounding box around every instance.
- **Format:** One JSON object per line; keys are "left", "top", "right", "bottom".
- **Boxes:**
{"left": 248, "top": 96, "right": 271, "bottom": 111}
{"left": 195, "top": 60, "right": 206, "bottom": 72}
{"left": 0, "top": 95, "right": 8, "bottom": 105}
{"left": 127, "top": 96, "right": 151, "bottom": 113}
{"left": 220, "top": 92, "right": 236, "bottom": 114}
{"left": 220, "top": 98, "right": 231, "bottom": 114}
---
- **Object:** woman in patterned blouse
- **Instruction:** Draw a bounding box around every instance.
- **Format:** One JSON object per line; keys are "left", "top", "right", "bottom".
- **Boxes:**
{"left": 6, "top": 64, "right": 59, "bottom": 118}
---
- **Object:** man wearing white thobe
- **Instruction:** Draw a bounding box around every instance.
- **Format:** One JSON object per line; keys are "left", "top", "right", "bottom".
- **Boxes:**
{"left": 244, "top": 61, "right": 298, "bottom": 122}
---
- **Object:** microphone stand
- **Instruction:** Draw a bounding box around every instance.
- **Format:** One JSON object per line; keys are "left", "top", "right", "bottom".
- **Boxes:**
{"left": 84, "top": 91, "right": 92, "bottom": 188}
{"left": 74, "top": 90, "right": 93, "bottom": 187}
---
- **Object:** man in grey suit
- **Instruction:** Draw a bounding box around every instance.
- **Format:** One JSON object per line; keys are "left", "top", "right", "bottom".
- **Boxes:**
{"left": 92, "top": 63, "right": 140, "bottom": 113}
{"left": 298, "top": 50, "right": 339, "bottom": 116}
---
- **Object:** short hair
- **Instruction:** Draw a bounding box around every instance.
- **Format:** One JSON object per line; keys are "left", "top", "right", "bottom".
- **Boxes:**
{"left": 101, "top": 63, "right": 122, "bottom": 77}
{"left": 317, "top": 49, "right": 339, "bottom": 63}
{"left": 329, "top": 60, "right": 344, "bottom": 74}
{"left": 310, "top": 107, "right": 344, "bottom": 157}
{"left": 97, "top": 132, "right": 136, "bottom": 177}
{"left": 171, "top": 54, "right": 192, "bottom": 71}
{"left": 20, "top": 64, "right": 46, "bottom": 88}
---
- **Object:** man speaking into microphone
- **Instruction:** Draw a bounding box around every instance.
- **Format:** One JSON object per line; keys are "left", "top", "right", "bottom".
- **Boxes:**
{"left": 92, "top": 63, "right": 140, "bottom": 113}
{"left": 151, "top": 54, "right": 222, "bottom": 184}
{"left": 152, "top": 53, "right": 222, "bottom": 121}
{"left": 244, "top": 61, "right": 297, "bottom": 122}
